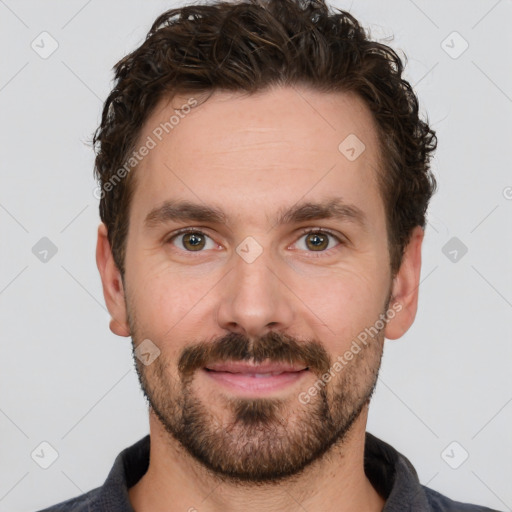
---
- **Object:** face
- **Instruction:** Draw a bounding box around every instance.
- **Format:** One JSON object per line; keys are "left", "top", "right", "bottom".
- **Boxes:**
{"left": 98, "top": 85, "right": 422, "bottom": 484}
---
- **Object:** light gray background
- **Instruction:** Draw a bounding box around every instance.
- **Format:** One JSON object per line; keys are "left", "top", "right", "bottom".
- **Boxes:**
{"left": 1, "top": 1, "right": 511, "bottom": 510}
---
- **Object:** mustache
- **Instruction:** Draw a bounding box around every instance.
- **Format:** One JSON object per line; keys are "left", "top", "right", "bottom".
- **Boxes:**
{"left": 178, "top": 331, "right": 332, "bottom": 379}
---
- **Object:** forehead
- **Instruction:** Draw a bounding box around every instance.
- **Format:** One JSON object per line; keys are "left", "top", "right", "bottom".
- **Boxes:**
{"left": 129, "top": 86, "right": 384, "bottom": 228}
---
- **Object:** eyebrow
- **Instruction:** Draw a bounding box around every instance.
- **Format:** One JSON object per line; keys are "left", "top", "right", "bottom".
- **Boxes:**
{"left": 144, "top": 198, "right": 368, "bottom": 231}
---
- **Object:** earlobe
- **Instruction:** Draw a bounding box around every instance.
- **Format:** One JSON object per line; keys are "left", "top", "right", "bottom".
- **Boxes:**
{"left": 384, "top": 226, "right": 424, "bottom": 341}
{"left": 96, "top": 223, "right": 131, "bottom": 337}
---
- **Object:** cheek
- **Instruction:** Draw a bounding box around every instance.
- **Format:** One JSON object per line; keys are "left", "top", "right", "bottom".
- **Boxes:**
{"left": 293, "top": 268, "right": 385, "bottom": 347}
{"left": 129, "top": 265, "right": 210, "bottom": 340}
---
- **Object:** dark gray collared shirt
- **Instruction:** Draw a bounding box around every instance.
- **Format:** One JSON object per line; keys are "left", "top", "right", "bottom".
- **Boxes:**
{"left": 36, "top": 432, "right": 501, "bottom": 511}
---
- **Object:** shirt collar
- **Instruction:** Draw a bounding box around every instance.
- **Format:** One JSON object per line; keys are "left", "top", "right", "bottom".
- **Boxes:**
{"left": 364, "top": 432, "right": 431, "bottom": 510}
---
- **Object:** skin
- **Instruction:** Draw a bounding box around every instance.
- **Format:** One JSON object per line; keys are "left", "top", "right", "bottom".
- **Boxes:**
{"left": 96, "top": 85, "right": 423, "bottom": 512}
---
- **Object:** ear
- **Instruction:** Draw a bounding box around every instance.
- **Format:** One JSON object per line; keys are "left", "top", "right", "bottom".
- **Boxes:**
{"left": 384, "top": 225, "right": 424, "bottom": 340}
{"left": 96, "top": 223, "right": 130, "bottom": 337}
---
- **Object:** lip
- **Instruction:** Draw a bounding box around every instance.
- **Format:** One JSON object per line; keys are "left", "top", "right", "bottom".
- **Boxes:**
{"left": 202, "top": 363, "right": 309, "bottom": 395}
{"left": 204, "top": 362, "right": 308, "bottom": 373}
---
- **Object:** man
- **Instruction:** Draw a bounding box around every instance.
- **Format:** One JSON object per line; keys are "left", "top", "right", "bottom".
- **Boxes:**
{"left": 38, "top": 0, "right": 500, "bottom": 510}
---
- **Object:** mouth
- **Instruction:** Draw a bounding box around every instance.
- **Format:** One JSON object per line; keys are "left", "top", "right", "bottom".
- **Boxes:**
{"left": 204, "top": 361, "right": 308, "bottom": 373}
{"left": 202, "top": 362, "right": 310, "bottom": 394}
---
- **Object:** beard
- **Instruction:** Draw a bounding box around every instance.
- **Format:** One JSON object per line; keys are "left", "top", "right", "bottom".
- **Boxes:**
{"left": 129, "top": 297, "right": 389, "bottom": 486}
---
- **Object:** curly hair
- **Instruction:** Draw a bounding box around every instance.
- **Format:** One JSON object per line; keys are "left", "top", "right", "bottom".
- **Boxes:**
{"left": 92, "top": 0, "right": 437, "bottom": 278}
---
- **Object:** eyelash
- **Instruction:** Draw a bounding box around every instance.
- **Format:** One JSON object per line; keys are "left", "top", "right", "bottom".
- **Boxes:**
{"left": 165, "top": 227, "right": 345, "bottom": 257}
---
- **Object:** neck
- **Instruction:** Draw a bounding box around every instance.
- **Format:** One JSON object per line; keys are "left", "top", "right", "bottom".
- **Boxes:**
{"left": 128, "top": 407, "right": 385, "bottom": 512}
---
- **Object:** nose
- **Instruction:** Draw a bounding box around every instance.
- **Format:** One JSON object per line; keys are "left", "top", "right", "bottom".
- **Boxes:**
{"left": 216, "top": 242, "right": 296, "bottom": 338}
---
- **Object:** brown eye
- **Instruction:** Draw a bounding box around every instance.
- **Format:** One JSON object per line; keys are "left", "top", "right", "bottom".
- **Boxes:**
{"left": 168, "top": 230, "right": 215, "bottom": 252}
{"left": 182, "top": 232, "right": 206, "bottom": 251}
{"left": 305, "top": 232, "right": 329, "bottom": 251}
{"left": 294, "top": 229, "right": 342, "bottom": 254}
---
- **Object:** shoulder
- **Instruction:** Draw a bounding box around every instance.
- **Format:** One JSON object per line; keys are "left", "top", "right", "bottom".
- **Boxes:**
{"left": 423, "top": 485, "right": 502, "bottom": 512}
{"left": 34, "top": 487, "right": 100, "bottom": 511}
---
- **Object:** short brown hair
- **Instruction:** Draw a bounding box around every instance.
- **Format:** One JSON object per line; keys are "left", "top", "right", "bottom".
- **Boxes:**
{"left": 93, "top": 0, "right": 437, "bottom": 278}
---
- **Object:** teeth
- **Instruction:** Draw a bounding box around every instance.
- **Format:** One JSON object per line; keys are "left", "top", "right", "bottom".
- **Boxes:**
{"left": 206, "top": 369, "right": 297, "bottom": 376}
{"left": 248, "top": 372, "right": 284, "bottom": 377}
